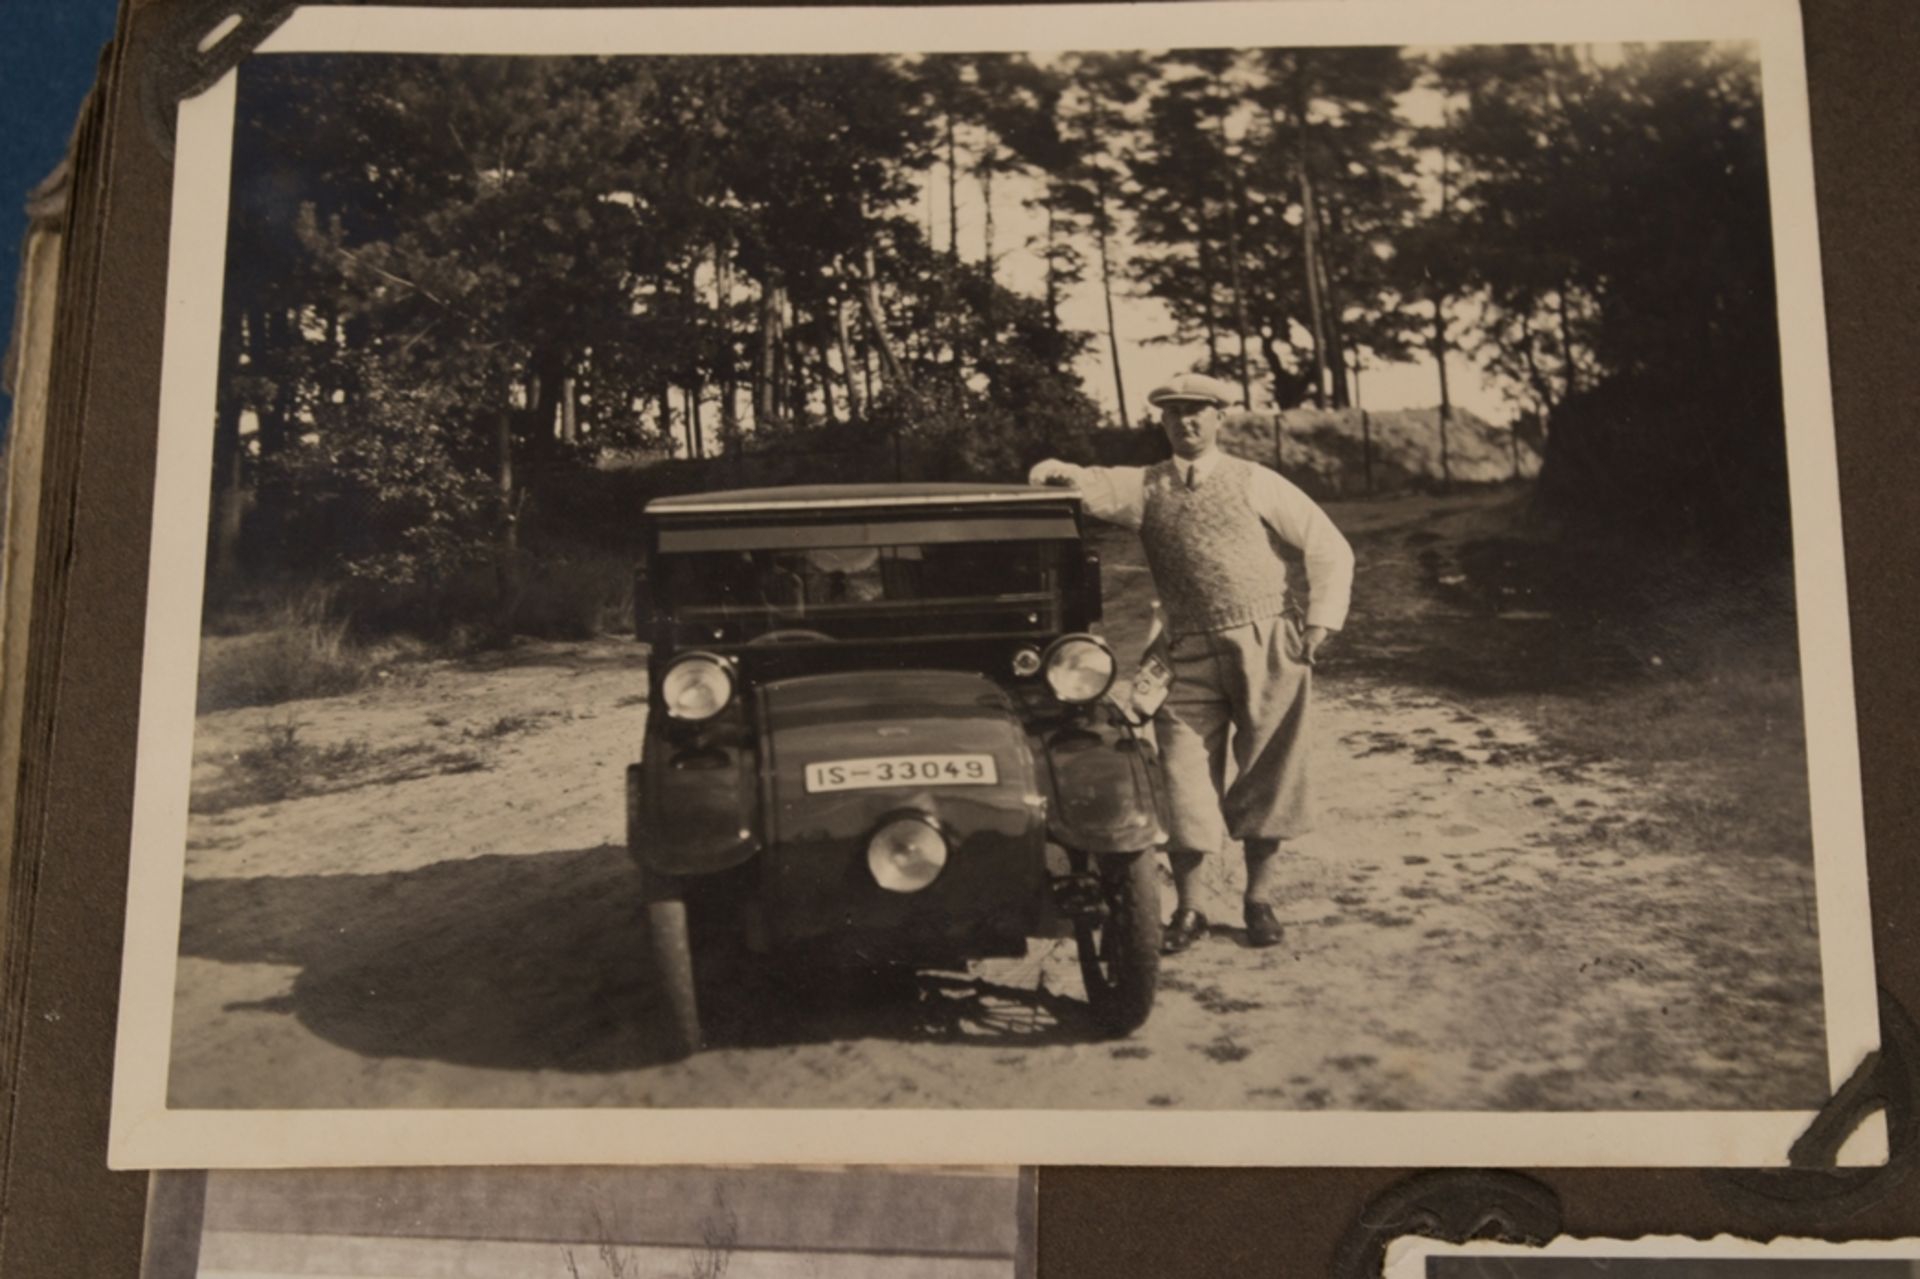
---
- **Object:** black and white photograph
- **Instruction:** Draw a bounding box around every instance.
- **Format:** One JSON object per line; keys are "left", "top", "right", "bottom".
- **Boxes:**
{"left": 110, "top": 1, "right": 1878, "bottom": 1168}
{"left": 138, "top": 1165, "right": 1031, "bottom": 1278}
{"left": 1388, "top": 1236, "right": 1920, "bottom": 1279}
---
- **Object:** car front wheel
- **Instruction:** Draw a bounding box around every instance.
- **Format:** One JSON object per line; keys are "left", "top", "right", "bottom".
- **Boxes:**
{"left": 1074, "top": 851, "right": 1161, "bottom": 1036}
{"left": 643, "top": 884, "right": 702, "bottom": 1060}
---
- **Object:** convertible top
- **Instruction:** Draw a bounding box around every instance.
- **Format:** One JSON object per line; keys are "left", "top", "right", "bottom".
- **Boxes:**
{"left": 647, "top": 482, "right": 1077, "bottom": 516}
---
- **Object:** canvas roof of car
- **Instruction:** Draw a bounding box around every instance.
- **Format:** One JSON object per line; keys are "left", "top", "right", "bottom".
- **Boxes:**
{"left": 646, "top": 482, "right": 1077, "bottom": 515}
{"left": 655, "top": 514, "right": 1080, "bottom": 553}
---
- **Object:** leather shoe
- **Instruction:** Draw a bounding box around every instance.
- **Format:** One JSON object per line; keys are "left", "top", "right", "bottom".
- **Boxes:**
{"left": 1244, "top": 901, "right": 1284, "bottom": 948}
{"left": 1162, "top": 907, "right": 1208, "bottom": 955}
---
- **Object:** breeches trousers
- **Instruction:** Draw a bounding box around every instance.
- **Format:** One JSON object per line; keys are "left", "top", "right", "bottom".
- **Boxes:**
{"left": 1152, "top": 616, "right": 1314, "bottom": 854}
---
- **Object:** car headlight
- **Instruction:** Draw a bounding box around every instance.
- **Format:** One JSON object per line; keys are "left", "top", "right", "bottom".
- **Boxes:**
{"left": 867, "top": 815, "right": 949, "bottom": 893}
{"left": 1043, "top": 634, "right": 1116, "bottom": 704}
{"left": 660, "top": 653, "right": 734, "bottom": 721}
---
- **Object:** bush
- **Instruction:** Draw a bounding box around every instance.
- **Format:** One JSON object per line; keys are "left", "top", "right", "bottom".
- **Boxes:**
{"left": 1538, "top": 369, "right": 1791, "bottom": 564}
{"left": 506, "top": 550, "right": 633, "bottom": 639}
{"left": 190, "top": 718, "right": 491, "bottom": 813}
{"left": 197, "top": 587, "right": 375, "bottom": 712}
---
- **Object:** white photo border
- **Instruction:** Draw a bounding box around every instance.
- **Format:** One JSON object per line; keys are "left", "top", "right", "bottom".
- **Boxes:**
{"left": 1385, "top": 1234, "right": 1920, "bottom": 1277}
{"left": 109, "top": 0, "right": 1882, "bottom": 1169}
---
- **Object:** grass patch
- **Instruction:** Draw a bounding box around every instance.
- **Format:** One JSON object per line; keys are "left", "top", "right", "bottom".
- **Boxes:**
{"left": 198, "top": 588, "right": 381, "bottom": 712}
{"left": 1198, "top": 1033, "right": 1252, "bottom": 1064}
{"left": 1340, "top": 495, "right": 1816, "bottom": 865}
{"left": 1515, "top": 666, "right": 1813, "bottom": 861}
{"left": 466, "top": 712, "right": 555, "bottom": 740}
{"left": 192, "top": 719, "right": 489, "bottom": 814}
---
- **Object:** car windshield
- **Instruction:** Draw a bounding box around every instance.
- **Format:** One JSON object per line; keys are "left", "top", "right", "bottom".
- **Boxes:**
{"left": 656, "top": 535, "right": 1071, "bottom": 644}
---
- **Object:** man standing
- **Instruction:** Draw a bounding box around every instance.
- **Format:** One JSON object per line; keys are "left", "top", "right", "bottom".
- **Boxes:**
{"left": 1029, "top": 372, "right": 1354, "bottom": 953}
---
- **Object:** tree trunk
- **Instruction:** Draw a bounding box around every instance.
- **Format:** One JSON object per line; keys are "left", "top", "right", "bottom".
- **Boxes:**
{"left": 529, "top": 346, "right": 566, "bottom": 460}
{"left": 493, "top": 408, "right": 518, "bottom": 616}
{"left": 1431, "top": 119, "right": 1455, "bottom": 492}
{"left": 559, "top": 374, "right": 578, "bottom": 444}
{"left": 981, "top": 155, "right": 996, "bottom": 286}
{"left": 785, "top": 323, "right": 808, "bottom": 424}
{"left": 1092, "top": 189, "right": 1129, "bottom": 426}
{"left": 255, "top": 309, "right": 292, "bottom": 462}
{"left": 815, "top": 334, "right": 839, "bottom": 426}
{"left": 1519, "top": 321, "right": 1560, "bottom": 419}
{"left": 755, "top": 275, "right": 785, "bottom": 428}
{"left": 1223, "top": 171, "right": 1253, "bottom": 408}
{"left": 714, "top": 241, "right": 739, "bottom": 444}
{"left": 1258, "top": 332, "right": 1289, "bottom": 467}
{"left": 1361, "top": 408, "right": 1375, "bottom": 496}
{"left": 1042, "top": 189, "right": 1062, "bottom": 345}
{"left": 859, "top": 247, "right": 909, "bottom": 390}
{"left": 1317, "top": 200, "right": 1351, "bottom": 408}
{"left": 1096, "top": 220, "right": 1128, "bottom": 426}
{"left": 946, "top": 111, "right": 960, "bottom": 262}
{"left": 1555, "top": 284, "right": 1581, "bottom": 397}
{"left": 835, "top": 299, "right": 864, "bottom": 420}
{"left": 776, "top": 307, "right": 794, "bottom": 424}
{"left": 211, "top": 398, "right": 245, "bottom": 587}
{"left": 980, "top": 158, "right": 999, "bottom": 382}
{"left": 1286, "top": 92, "right": 1331, "bottom": 410}
{"left": 1351, "top": 355, "right": 1371, "bottom": 495}
{"left": 1297, "top": 164, "right": 1330, "bottom": 408}
{"left": 1431, "top": 298, "right": 1453, "bottom": 494}
{"left": 210, "top": 308, "right": 248, "bottom": 587}
{"left": 1197, "top": 202, "right": 1219, "bottom": 371}
{"left": 685, "top": 384, "right": 704, "bottom": 457}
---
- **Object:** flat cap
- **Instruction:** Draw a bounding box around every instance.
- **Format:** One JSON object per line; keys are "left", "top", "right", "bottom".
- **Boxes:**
{"left": 1147, "top": 371, "right": 1236, "bottom": 407}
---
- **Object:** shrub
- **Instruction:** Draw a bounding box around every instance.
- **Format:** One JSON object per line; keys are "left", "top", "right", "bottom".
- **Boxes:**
{"left": 1538, "top": 370, "right": 1791, "bottom": 564}
{"left": 190, "top": 718, "right": 490, "bottom": 814}
{"left": 196, "top": 587, "right": 375, "bottom": 712}
{"left": 506, "top": 552, "right": 631, "bottom": 639}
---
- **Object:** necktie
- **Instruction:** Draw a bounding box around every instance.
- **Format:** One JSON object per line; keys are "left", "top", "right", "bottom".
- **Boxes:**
{"left": 1186, "top": 463, "right": 1199, "bottom": 490}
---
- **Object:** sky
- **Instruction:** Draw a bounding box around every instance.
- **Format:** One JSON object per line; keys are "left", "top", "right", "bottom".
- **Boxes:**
{"left": 906, "top": 49, "right": 1528, "bottom": 429}
{"left": 914, "top": 159, "right": 1511, "bottom": 427}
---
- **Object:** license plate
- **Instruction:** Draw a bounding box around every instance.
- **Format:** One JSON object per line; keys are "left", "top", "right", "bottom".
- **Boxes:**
{"left": 804, "top": 754, "right": 998, "bottom": 793}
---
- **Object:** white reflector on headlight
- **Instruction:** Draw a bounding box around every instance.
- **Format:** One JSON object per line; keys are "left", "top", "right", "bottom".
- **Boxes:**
{"left": 661, "top": 653, "right": 734, "bottom": 721}
{"left": 867, "top": 816, "right": 949, "bottom": 893}
{"left": 1043, "top": 635, "right": 1116, "bottom": 704}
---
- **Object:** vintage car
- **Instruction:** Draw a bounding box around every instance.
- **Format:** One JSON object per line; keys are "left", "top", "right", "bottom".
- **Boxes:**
{"left": 626, "top": 482, "right": 1167, "bottom": 1058}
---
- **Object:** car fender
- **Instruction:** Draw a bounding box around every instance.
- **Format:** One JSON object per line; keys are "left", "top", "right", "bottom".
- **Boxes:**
{"left": 1039, "top": 708, "right": 1167, "bottom": 854}
{"left": 627, "top": 738, "right": 762, "bottom": 877}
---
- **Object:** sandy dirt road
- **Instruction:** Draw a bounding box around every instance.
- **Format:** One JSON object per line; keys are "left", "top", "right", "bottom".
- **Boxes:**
{"left": 169, "top": 494, "right": 1829, "bottom": 1111}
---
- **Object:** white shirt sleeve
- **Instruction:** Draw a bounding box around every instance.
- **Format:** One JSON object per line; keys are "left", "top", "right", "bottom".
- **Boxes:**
{"left": 1246, "top": 465, "right": 1355, "bottom": 632}
{"left": 1034, "top": 463, "right": 1148, "bottom": 531}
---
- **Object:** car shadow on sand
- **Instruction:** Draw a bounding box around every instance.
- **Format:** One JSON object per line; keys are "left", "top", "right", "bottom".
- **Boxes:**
{"left": 176, "top": 844, "right": 1091, "bottom": 1079}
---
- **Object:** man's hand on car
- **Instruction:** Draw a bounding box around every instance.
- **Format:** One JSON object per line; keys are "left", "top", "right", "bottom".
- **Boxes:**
{"left": 1027, "top": 458, "right": 1078, "bottom": 488}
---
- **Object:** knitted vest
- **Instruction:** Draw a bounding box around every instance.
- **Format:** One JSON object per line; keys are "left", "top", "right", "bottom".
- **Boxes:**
{"left": 1139, "top": 456, "right": 1291, "bottom": 637}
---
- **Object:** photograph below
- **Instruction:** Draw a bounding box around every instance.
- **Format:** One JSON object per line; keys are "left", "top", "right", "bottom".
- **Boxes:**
{"left": 140, "top": 1165, "right": 1032, "bottom": 1279}
{"left": 1389, "top": 1236, "right": 1920, "bottom": 1279}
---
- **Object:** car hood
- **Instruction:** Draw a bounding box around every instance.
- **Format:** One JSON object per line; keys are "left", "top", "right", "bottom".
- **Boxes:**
{"left": 759, "top": 669, "right": 1044, "bottom": 846}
